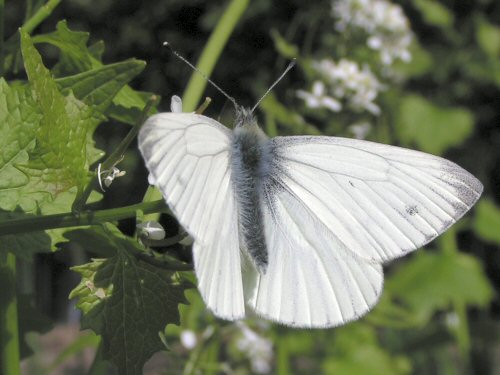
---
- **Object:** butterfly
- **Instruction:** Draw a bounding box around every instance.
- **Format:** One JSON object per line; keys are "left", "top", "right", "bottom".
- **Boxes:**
{"left": 138, "top": 96, "right": 482, "bottom": 328}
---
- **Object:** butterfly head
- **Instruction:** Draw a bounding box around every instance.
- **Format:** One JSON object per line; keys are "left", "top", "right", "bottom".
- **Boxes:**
{"left": 235, "top": 106, "right": 258, "bottom": 129}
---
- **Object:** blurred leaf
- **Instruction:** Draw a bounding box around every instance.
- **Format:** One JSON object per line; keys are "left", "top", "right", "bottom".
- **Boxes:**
{"left": 47, "top": 331, "right": 100, "bottom": 372}
{"left": 473, "top": 199, "right": 500, "bottom": 244}
{"left": 413, "top": 0, "right": 454, "bottom": 28}
{"left": 260, "top": 93, "right": 321, "bottom": 135}
{"left": 69, "top": 223, "right": 190, "bottom": 375}
{"left": 323, "top": 323, "right": 412, "bottom": 375}
{"left": 475, "top": 16, "right": 500, "bottom": 58}
{"left": 387, "top": 251, "right": 494, "bottom": 323}
{"left": 0, "top": 211, "right": 52, "bottom": 261}
{"left": 396, "top": 94, "right": 474, "bottom": 155}
{"left": 393, "top": 40, "right": 433, "bottom": 77}
{"left": 271, "top": 29, "right": 299, "bottom": 59}
{"left": 17, "top": 295, "right": 53, "bottom": 359}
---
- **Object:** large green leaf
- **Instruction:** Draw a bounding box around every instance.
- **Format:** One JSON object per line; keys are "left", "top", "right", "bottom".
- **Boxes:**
{"left": 69, "top": 224, "right": 191, "bottom": 375}
{"left": 396, "top": 94, "right": 474, "bottom": 155}
{"left": 387, "top": 251, "right": 493, "bottom": 323}
{"left": 20, "top": 29, "right": 98, "bottom": 201}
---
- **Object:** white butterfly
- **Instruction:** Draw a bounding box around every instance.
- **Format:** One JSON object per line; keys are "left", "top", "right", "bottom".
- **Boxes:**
{"left": 138, "top": 96, "right": 482, "bottom": 328}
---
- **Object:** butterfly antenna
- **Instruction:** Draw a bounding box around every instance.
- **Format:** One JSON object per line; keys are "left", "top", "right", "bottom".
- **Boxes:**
{"left": 163, "top": 42, "right": 238, "bottom": 109}
{"left": 251, "top": 58, "right": 296, "bottom": 113}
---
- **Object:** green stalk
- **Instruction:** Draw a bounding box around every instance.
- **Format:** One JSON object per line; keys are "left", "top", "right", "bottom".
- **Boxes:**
{"left": 72, "top": 95, "right": 159, "bottom": 212}
{"left": 182, "top": 0, "right": 249, "bottom": 112}
{"left": 0, "top": 0, "right": 4, "bottom": 76}
{"left": 22, "top": 0, "right": 61, "bottom": 34}
{"left": 0, "top": 200, "right": 167, "bottom": 236}
{"left": 142, "top": 0, "right": 249, "bottom": 221}
{"left": 0, "top": 254, "right": 20, "bottom": 375}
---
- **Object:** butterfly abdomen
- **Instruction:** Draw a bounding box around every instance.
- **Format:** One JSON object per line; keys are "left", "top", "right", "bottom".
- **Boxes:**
{"left": 231, "top": 115, "right": 270, "bottom": 274}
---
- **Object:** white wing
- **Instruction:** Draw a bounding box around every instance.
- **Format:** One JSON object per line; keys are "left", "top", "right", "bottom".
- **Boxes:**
{"left": 244, "top": 135, "right": 481, "bottom": 328}
{"left": 245, "top": 182, "right": 384, "bottom": 328}
{"left": 266, "top": 136, "right": 483, "bottom": 264}
{"left": 138, "top": 113, "right": 245, "bottom": 319}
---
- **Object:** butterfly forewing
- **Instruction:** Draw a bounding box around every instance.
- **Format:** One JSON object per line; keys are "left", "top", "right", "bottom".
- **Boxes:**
{"left": 138, "top": 113, "right": 246, "bottom": 319}
{"left": 266, "top": 136, "right": 483, "bottom": 264}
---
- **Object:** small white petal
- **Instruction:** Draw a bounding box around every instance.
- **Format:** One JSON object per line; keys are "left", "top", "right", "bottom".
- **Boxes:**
{"left": 170, "top": 95, "right": 183, "bottom": 113}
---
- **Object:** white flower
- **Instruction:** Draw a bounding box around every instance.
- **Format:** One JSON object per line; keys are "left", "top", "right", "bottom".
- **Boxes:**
{"left": 136, "top": 221, "right": 166, "bottom": 240}
{"left": 235, "top": 322, "right": 273, "bottom": 374}
{"left": 97, "top": 163, "right": 126, "bottom": 191}
{"left": 296, "top": 81, "right": 342, "bottom": 112}
{"left": 349, "top": 122, "right": 372, "bottom": 139}
{"left": 333, "top": 0, "right": 413, "bottom": 65}
{"left": 313, "top": 58, "right": 383, "bottom": 115}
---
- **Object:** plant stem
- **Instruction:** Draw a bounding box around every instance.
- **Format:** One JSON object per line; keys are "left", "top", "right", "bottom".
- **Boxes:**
{"left": 142, "top": 0, "right": 249, "bottom": 221}
{"left": 22, "top": 0, "right": 61, "bottom": 34}
{"left": 0, "top": 254, "right": 20, "bottom": 375}
{"left": 0, "top": 0, "right": 4, "bottom": 76}
{"left": 182, "top": 0, "right": 249, "bottom": 112}
{"left": 72, "top": 95, "right": 159, "bottom": 212}
{"left": 0, "top": 200, "right": 167, "bottom": 236}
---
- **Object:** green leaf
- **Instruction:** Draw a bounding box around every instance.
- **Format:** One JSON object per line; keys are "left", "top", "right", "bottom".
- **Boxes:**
{"left": 56, "top": 59, "right": 146, "bottom": 116}
{"left": 34, "top": 21, "right": 154, "bottom": 124}
{"left": 0, "top": 211, "right": 52, "bottom": 261}
{"left": 32, "top": 20, "right": 97, "bottom": 74}
{"left": 21, "top": 29, "right": 99, "bottom": 201}
{"left": 323, "top": 323, "right": 412, "bottom": 375}
{"left": 475, "top": 16, "right": 500, "bottom": 58}
{"left": 473, "top": 199, "right": 500, "bottom": 244}
{"left": 387, "top": 251, "right": 494, "bottom": 323}
{"left": 396, "top": 94, "right": 474, "bottom": 155}
{"left": 271, "top": 29, "right": 299, "bottom": 59}
{"left": 413, "top": 0, "right": 454, "bottom": 28}
{"left": 69, "top": 224, "right": 191, "bottom": 375}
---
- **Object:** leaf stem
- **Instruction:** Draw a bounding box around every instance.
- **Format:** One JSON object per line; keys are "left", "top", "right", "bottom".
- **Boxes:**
{"left": 0, "top": 200, "right": 167, "bottom": 236}
{"left": 0, "top": 254, "right": 20, "bottom": 375}
{"left": 72, "top": 95, "right": 159, "bottom": 212}
{"left": 182, "top": 0, "right": 249, "bottom": 112}
{"left": 0, "top": 0, "right": 4, "bottom": 76}
{"left": 21, "top": 0, "right": 61, "bottom": 34}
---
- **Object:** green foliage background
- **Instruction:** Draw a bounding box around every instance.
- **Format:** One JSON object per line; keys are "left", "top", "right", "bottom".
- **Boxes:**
{"left": 0, "top": 0, "right": 499, "bottom": 374}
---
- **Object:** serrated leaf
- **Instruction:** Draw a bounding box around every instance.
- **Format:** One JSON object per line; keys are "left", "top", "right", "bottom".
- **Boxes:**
{"left": 56, "top": 59, "right": 146, "bottom": 115}
{"left": 387, "top": 251, "right": 494, "bottom": 322}
{"left": 21, "top": 29, "right": 98, "bottom": 199}
{"left": 34, "top": 21, "right": 154, "bottom": 124}
{"left": 33, "top": 20, "right": 96, "bottom": 74}
{"left": 69, "top": 224, "right": 191, "bottom": 375}
{"left": 473, "top": 199, "right": 500, "bottom": 244}
{"left": 396, "top": 94, "right": 474, "bottom": 155}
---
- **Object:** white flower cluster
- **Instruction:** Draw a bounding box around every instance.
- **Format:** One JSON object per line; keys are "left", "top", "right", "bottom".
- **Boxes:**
{"left": 235, "top": 323, "right": 273, "bottom": 374}
{"left": 297, "top": 59, "right": 383, "bottom": 115}
{"left": 333, "top": 0, "right": 412, "bottom": 65}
